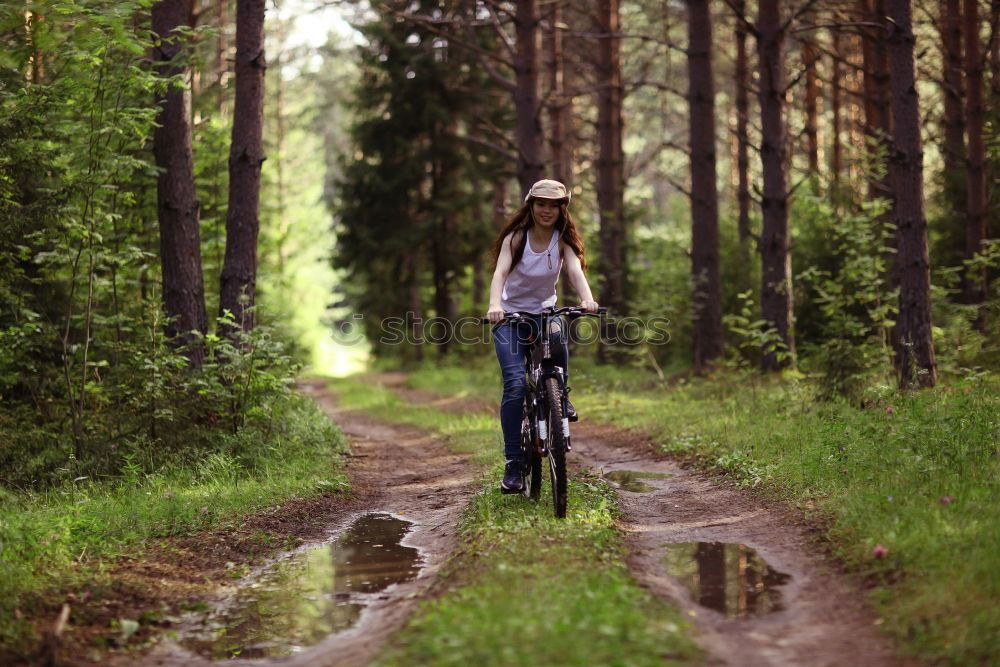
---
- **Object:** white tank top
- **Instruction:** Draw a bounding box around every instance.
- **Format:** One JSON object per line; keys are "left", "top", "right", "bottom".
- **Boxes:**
{"left": 500, "top": 229, "right": 562, "bottom": 313}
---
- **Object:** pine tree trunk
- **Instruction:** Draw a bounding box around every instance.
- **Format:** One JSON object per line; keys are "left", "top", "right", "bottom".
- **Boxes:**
{"left": 963, "top": 0, "right": 988, "bottom": 309}
{"left": 595, "top": 0, "right": 626, "bottom": 322}
{"left": 219, "top": 0, "right": 266, "bottom": 335}
{"left": 993, "top": 0, "right": 1000, "bottom": 101}
{"left": 274, "top": 33, "right": 289, "bottom": 277}
{"left": 406, "top": 255, "right": 424, "bottom": 362}
{"left": 471, "top": 260, "right": 484, "bottom": 315}
{"left": 886, "top": 0, "right": 938, "bottom": 388}
{"left": 756, "top": 0, "right": 794, "bottom": 370}
{"left": 803, "top": 39, "right": 820, "bottom": 175}
{"left": 990, "top": 0, "right": 1000, "bottom": 257}
{"left": 431, "top": 227, "right": 454, "bottom": 354}
{"left": 431, "top": 153, "right": 458, "bottom": 354}
{"left": 514, "top": 0, "right": 544, "bottom": 197}
{"left": 217, "top": 0, "right": 229, "bottom": 113}
{"left": 687, "top": 0, "right": 722, "bottom": 372}
{"left": 831, "top": 30, "right": 843, "bottom": 188}
{"left": 734, "top": 0, "right": 752, "bottom": 272}
{"left": 941, "top": 0, "right": 967, "bottom": 268}
{"left": 25, "top": 11, "right": 45, "bottom": 83}
{"left": 152, "top": 0, "right": 208, "bottom": 366}
{"left": 847, "top": 34, "right": 866, "bottom": 193}
{"left": 546, "top": 0, "right": 571, "bottom": 186}
{"left": 860, "top": 0, "right": 891, "bottom": 202}
{"left": 493, "top": 180, "right": 508, "bottom": 230}
{"left": 860, "top": 0, "right": 897, "bottom": 353}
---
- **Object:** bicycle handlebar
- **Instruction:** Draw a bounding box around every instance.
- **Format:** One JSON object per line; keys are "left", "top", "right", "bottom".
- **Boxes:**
{"left": 480, "top": 306, "right": 608, "bottom": 325}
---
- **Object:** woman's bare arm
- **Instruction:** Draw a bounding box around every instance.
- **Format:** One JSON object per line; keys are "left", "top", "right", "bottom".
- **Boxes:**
{"left": 562, "top": 243, "right": 598, "bottom": 311}
{"left": 486, "top": 232, "right": 518, "bottom": 322}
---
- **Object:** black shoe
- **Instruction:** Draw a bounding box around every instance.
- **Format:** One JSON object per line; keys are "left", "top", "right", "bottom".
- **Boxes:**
{"left": 501, "top": 460, "right": 524, "bottom": 494}
{"left": 567, "top": 399, "right": 579, "bottom": 422}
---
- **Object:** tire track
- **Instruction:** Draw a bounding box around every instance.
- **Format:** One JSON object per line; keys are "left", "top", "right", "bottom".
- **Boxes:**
{"left": 572, "top": 423, "right": 909, "bottom": 667}
{"left": 386, "top": 377, "right": 911, "bottom": 667}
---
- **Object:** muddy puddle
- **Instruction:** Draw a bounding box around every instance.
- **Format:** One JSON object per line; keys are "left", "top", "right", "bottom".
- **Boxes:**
{"left": 178, "top": 513, "right": 421, "bottom": 659}
{"left": 663, "top": 542, "right": 791, "bottom": 618}
{"left": 603, "top": 469, "right": 673, "bottom": 493}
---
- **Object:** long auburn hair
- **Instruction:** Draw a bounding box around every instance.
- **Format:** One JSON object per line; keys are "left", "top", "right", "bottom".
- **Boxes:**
{"left": 491, "top": 199, "right": 587, "bottom": 271}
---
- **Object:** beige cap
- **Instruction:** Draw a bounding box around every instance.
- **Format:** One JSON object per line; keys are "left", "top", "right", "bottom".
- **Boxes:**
{"left": 524, "top": 179, "right": 571, "bottom": 204}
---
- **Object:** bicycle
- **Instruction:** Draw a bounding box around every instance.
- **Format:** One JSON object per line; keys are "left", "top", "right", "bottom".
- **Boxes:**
{"left": 484, "top": 306, "right": 607, "bottom": 518}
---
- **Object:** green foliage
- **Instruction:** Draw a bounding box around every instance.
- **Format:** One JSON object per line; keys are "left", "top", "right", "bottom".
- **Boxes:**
{"left": 722, "top": 289, "right": 790, "bottom": 381}
{"left": 628, "top": 214, "right": 691, "bottom": 370}
{"left": 201, "top": 313, "right": 299, "bottom": 432}
{"left": 0, "top": 0, "right": 168, "bottom": 485}
{"left": 193, "top": 115, "right": 232, "bottom": 318}
{"left": 332, "top": 0, "right": 512, "bottom": 358}
{"left": 925, "top": 239, "right": 1000, "bottom": 378}
{"left": 0, "top": 1, "right": 309, "bottom": 491}
{"left": 962, "top": 238, "right": 1000, "bottom": 353}
{"left": 796, "top": 196, "right": 896, "bottom": 400}
{"left": 930, "top": 268, "right": 986, "bottom": 375}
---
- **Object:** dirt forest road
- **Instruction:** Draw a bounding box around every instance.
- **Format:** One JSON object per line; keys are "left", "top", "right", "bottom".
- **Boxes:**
{"left": 385, "top": 375, "right": 910, "bottom": 667}
{"left": 136, "top": 374, "right": 907, "bottom": 667}
{"left": 136, "top": 379, "right": 476, "bottom": 667}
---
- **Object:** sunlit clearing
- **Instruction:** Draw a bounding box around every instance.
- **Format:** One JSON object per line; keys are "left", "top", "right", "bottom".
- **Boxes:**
{"left": 312, "top": 334, "right": 370, "bottom": 377}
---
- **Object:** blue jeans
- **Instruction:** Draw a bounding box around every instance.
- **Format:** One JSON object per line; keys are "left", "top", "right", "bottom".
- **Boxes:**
{"left": 493, "top": 315, "right": 568, "bottom": 461}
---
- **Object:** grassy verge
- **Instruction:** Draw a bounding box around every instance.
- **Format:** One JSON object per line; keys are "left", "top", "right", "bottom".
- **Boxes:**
{"left": 328, "top": 376, "right": 700, "bottom": 666}
{"left": 0, "top": 394, "right": 348, "bottom": 652}
{"left": 401, "top": 359, "right": 1000, "bottom": 665}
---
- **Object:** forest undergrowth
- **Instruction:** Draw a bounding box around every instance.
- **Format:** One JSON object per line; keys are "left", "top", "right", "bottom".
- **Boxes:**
{"left": 403, "top": 359, "right": 1000, "bottom": 665}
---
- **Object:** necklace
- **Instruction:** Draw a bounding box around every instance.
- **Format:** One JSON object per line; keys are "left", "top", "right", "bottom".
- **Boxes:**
{"left": 539, "top": 230, "right": 554, "bottom": 270}
{"left": 528, "top": 227, "right": 555, "bottom": 270}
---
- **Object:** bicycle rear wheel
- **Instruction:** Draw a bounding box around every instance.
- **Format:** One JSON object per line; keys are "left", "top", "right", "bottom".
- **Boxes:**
{"left": 545, "top": 377, "right": 567, "bottom": 518}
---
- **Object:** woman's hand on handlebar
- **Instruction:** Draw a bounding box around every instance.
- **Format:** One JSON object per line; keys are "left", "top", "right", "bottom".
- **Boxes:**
{"left": 486, "top": 305, "right": 506, "bottom": 324}
{"left": 580, "top": 299, "right": 599, "bottom": 313}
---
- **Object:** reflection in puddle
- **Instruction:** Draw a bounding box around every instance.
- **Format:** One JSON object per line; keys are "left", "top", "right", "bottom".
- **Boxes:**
{"left": 603, "top": 470, "right": 672, "bottom": 493}
{"left": 663, "top": 542, "right": 790, "bottom": 618}
{"left": 180, "top": 513, "right": 420, "bottom": 659}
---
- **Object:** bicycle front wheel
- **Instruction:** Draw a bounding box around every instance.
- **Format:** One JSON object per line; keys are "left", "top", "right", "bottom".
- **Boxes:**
{"left": 521, "top": 403, "right": 542, "bottom": 500}
{"left": 545, "top": 377, "right": 567, "bottom": 518}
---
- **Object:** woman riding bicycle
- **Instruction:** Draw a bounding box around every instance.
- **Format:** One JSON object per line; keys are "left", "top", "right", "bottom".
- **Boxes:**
{"left": 485, "top": 179, "right": 599, "bottom": 494}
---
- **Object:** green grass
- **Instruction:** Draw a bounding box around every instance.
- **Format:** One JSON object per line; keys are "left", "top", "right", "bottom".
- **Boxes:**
{"left": 379, "top": 473, "right": 699, "bottom": 666}
{"left": 401, "top": 359, "right": 1000, "bottom": 666}
{"left": 400, "top": 361, "right": 500, "bottom": 400}
{"left": 329, "top": 375, "right": 700, "bottom": 666}
{"left": 0, "top": 394, "right": 348, "bottom": 652}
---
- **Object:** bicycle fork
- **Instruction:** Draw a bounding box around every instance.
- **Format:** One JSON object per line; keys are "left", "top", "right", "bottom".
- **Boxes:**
{"left": 532, "top": 365, "right": 572, "bottom": 454}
